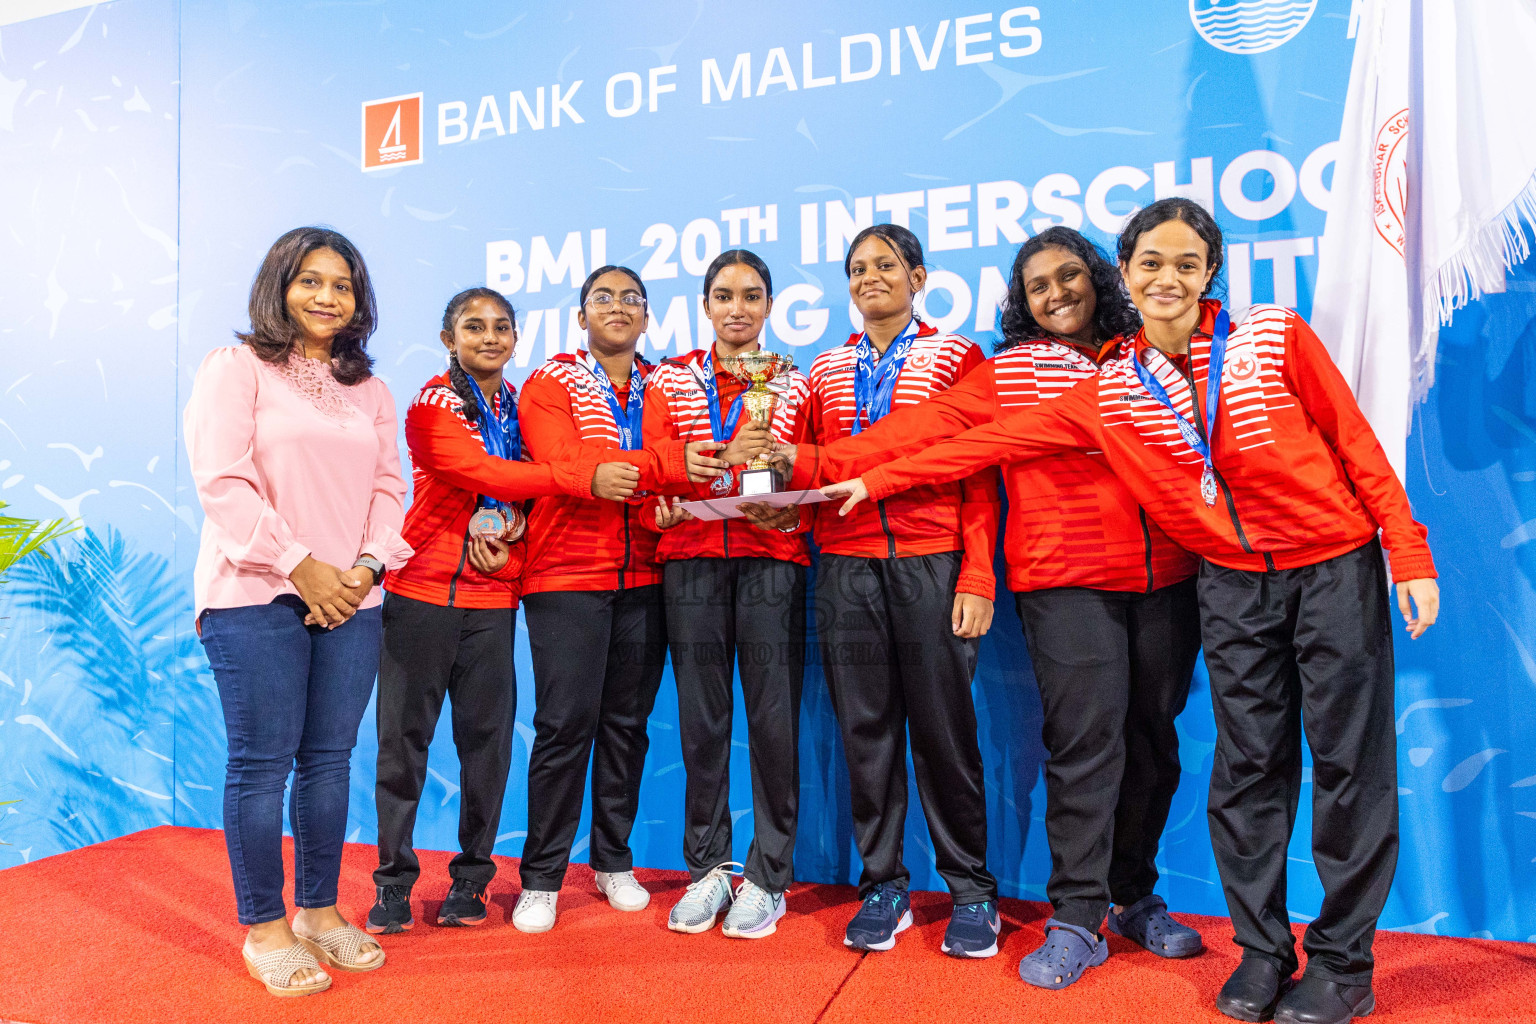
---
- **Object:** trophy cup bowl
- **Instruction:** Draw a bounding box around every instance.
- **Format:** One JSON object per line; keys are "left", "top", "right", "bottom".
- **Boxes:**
{"left": 724, "top": 350, "right": 795, "bottom": 496}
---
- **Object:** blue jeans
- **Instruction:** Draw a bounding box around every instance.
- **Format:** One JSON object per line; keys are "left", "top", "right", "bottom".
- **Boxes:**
{"left": 200, "top": 595, "right": 382, "bottom": 925}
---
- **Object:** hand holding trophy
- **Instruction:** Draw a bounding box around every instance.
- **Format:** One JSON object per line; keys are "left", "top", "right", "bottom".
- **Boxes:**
{"left": 723, "top": 350, "right": 795, "bottom": 496}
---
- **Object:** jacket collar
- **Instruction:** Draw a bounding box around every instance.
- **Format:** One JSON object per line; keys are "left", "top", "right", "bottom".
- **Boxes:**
{"left": 1133, "top": 299, "right": 1223, "bottom": 358}
{"left": 842, "top": 316, "right": 937, "bottom": 347}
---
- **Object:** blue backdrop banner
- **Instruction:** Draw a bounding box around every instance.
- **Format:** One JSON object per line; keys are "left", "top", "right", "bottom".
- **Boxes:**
{"left": 1, "top": 0, "right": 1533, "bottom": 944}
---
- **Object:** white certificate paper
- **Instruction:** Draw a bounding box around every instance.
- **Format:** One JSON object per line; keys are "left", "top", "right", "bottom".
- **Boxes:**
{"left": 677, "top": 488, "right": 831, "bottom": 522}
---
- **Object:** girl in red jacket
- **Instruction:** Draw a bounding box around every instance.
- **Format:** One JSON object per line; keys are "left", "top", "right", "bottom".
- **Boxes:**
{"left": 797, "top": 227, "right": 1206, "bottom": 986}
{"left": 512, "top": 265, "right": 709, "bottom": 933}
{"left": 800, "top": 224, "right": 1004, "bottom": 959}
{"left": 823, "top": 200, "right": 1439, "bottom": 1024}
{"left": 642, "top": 249, "right": 804, "bottom": 939}
{"left": 370, "top": 288, "right": 634, "bottom": 934}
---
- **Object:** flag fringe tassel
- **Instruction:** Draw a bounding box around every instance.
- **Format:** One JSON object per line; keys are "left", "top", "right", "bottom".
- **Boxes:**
{"left": 1416, "top": 168, "right": 1536, "bottom": 400}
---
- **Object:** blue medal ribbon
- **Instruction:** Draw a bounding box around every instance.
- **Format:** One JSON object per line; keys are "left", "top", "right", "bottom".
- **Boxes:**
{"left": 700, "top": 348, "right": 748, "bottom": 443}
{"left": 464, "top": 375, "right": 521, "bottom": 515}
{"left": 1131, "top": 308, "right": 1231, "bottom": 507}
{"left": 589, "top": 354, "right": 645, "bottom": 450}
{"left": 851, "top": 317, "right": 921, "bottom": 436}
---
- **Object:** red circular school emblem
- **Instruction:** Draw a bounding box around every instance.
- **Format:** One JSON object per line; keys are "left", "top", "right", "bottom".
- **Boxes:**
{"left": 1372, "top": 108, "right": 1409, "bottom": 260}
{"left": 1229, "top": 353, "right": 1257, "bottom": 381}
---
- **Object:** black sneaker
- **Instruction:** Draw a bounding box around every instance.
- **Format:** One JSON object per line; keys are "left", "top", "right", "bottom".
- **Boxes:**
{"left": 437, "top": 878, "right": 488, "bottom": 927}
{"left": 366, "top": 884, "right": 414, "bottom": 934}
{"left": 843, "top": 884, "right": 912, "bottom": 951}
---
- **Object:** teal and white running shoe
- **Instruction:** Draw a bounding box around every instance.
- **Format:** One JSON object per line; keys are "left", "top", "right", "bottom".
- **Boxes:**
{"left": 721, "top": 879, "right": 786, "bottom": 939}
{"left": 667, "top": 861, "right": 740, "bottom": 934}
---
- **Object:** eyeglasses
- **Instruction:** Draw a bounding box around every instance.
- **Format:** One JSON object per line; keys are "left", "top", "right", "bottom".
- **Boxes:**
{"left": 586, "top": 293, "right": 646, "bottom": 310}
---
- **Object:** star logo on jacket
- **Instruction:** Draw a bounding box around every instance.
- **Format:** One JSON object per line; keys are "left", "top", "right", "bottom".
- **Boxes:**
{"left": 1228, "top": 354, "right": 1258, "bottom": 381}
{"left": 907, "top": 351, "right": 934, "bottom": 371}
{"left": 361, "top": 92, "right": 423, "bottom": 172}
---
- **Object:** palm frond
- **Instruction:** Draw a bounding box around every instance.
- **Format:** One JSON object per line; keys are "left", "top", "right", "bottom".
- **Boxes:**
{"left": 0, "top": 500, "right": 79, "bottom": 579}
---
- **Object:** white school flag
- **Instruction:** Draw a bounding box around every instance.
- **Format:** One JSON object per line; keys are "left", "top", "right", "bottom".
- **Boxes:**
{"left": 1312, "top": 0, "right": 1536, "bottom": 480}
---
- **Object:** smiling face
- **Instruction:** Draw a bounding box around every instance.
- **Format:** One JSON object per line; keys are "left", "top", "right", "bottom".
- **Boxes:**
{"left": 1119, "top": 219, "right": 1215, "bottom": 328}
{"left": 284, "top": 247, "right": 355, "bottom": 349}
{"left": 846, "top": 235, "right": 926, "bottom": 322}
{"left": 704, "top": 262, "right": 771, "bottom": 350}
{"left": 1021, "top": 246, "right": 1097, "bottom": 345}
{"left": 442, "top": 295, "right": 515, "bottom": 379}
{"left": 577, "top": 269, "right": 647, "bottom": 350}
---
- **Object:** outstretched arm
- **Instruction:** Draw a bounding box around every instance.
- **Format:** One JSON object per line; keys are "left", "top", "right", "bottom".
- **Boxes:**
{"left": 823, "top": 376, "right": 1103, "bottom": 513}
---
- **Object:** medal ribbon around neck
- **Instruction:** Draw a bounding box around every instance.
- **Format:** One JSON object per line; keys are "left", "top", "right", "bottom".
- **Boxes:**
{"left": 852, "top": 317, "right": 921, "bottom": 436}
{"left": 586, "top": 352, "right": 645, "bottom": 450}
{"left": 1131, "top": 308, "right": 1231, "bottom": 507}
{"left": 699, "top": 347, "right": 750, "bottom": 443}
{"left": 696, "top": 348, "right": 753, "bottom": 496}
{"left": 464, "top": 374, "right": 521, "bottom": 517}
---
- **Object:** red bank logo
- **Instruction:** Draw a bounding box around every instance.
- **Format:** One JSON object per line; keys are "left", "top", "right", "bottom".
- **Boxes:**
{"left": 361, "top": 92, "right": 423, "bottom": 172}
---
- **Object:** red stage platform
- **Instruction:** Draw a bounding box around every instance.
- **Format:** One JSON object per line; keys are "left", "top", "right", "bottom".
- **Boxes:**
{"left": 0, "top": 827, "right": 1530, "bottom": 1023}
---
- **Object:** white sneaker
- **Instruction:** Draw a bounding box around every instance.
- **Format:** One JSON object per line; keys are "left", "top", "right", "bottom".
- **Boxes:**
{"left": 512, "top": 889, "right": 558, "bottom": 933}
{"left": 594, "top": 870, "right": 651, "bottom": 911}
{"left": 668, "top": 862, "right": 740, "bottom": 933}
{"left": 721, "top": 879, "right": 786, "bottom": 939}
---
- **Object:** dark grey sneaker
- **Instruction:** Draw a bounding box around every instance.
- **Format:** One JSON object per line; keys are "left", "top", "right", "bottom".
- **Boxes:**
{"left": 437, "top": 878, "right": 488, "bottom": 927}
{"left": 366, "top": 883, "right": 413, "bottom": 934}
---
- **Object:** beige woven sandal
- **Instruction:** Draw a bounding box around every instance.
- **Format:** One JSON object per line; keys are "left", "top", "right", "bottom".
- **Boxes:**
{"left": 297, "top": 922, "right": 386, "bottom": 973}
{"left": 242, "top": 940, "right": 331, "bottom": 997}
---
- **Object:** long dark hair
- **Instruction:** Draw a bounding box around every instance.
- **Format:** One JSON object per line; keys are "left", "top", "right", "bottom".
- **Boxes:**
{"left": 442, "top": 287, "right": 517, "bottom": 426}
{"left": 1116, "top": 198, "right": 1225, "bottom": 298}
{"left": 842, "top": 223, "right": 925, "bottom": 278}
{"left": 237, "top": 226, "right": 377, "bottom": 385}
{"left": 703, "top": 248, "right": 773, "bottom": 298}
{"left": 996, "top": 227, "right": 1141, "bottom": 352}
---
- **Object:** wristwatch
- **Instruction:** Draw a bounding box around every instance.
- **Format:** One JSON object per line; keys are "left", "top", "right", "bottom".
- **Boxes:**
{"left": 353, "top": 555, "right": 386, "bottom": 583}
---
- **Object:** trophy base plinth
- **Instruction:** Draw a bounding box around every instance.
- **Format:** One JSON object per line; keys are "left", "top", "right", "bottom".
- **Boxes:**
{"left": 739, "top": 467, "right": 780, "bottom": 497}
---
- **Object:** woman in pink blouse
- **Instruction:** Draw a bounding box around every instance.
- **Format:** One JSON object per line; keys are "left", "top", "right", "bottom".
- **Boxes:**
{"left": 185, "top": 227, "right": 412, "bottom": 998}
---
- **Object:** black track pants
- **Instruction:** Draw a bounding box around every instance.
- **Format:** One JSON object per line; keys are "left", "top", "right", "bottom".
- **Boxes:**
{"left": 1014, "top": 577, "right": 1202, "bottom": 930}
{"left": 1200, "top": 540, "right": 1398, "bottom": 985}
{"left": 664, "top": 557, "right": 806, "bottom": 893}
{"left": 816, "top": 550, "right": 997, "bottom": 904}
{"left": 374, "top": 592, "right": 515, "bottom": 888}
{"left": 519, "top": 586, "right": 666, "bottom": 891}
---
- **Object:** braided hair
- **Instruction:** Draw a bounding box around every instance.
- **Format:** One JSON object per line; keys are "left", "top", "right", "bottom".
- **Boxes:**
{"left": 442, "top": 287, "right": 517, "bottom": 426}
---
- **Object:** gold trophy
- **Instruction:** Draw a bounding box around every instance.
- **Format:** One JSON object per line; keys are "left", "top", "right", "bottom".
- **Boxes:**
{"left": 724, "top": 350, "right": 795, "bottom": 496}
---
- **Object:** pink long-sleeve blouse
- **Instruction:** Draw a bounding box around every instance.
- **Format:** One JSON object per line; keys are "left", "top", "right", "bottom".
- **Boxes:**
{"left": 185, "top": 344, "right": 414, "bottom": 619}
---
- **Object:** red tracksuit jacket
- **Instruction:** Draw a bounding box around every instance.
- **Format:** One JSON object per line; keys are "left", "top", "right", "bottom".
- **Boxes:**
{"left": 385, "top": 373, "right": 597, "bottom": 609}
{"left": 641, "top": 347, "right": 813, "bottom": 564}
{"left": 519, "top": 351, "right": 687, "bottom": 594}
{"left": 812, "top": 339, "right": 1198, "bottom": 594}
{"left": 859, "top": 302, "right": 1436, "bottom": 581}
{"left": 796, "top": 321, "right": 1001, "bottom": 599}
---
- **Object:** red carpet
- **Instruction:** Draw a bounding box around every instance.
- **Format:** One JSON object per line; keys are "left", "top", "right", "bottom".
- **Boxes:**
{"left": 0, "top": 826, "right": 1531, "bottom": 1023}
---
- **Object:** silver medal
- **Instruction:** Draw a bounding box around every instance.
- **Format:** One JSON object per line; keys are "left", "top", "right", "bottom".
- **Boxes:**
{"left": 711, "top": 471, "right": 734, "bottom": 497}
{"left": 1200, "top": 464, "right": 1218, "bottom": 507}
